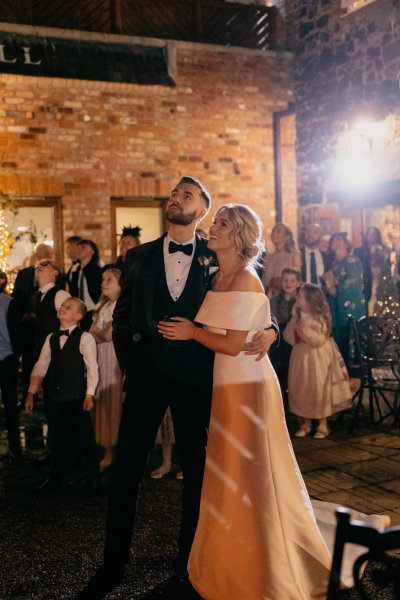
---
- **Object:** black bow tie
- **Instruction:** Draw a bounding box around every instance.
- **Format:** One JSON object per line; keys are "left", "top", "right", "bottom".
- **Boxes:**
{"left": 168, "top": 241, "right": 193, "bottom": 256}
{"left": 59, "top": 329, "right": 70, "bottom": 337}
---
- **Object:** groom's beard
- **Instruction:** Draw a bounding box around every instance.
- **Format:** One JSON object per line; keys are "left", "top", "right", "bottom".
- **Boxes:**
{"left": 166, "top": 209, "right": 198, "bottom": 226}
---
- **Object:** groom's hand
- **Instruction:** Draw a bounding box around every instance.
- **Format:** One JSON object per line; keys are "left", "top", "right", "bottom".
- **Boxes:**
{"left": 244, "top": 329, "right": 276, "bottom": 361}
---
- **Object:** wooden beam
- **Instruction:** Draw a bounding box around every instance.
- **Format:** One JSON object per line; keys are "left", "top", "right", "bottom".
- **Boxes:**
{"left": 110, "top": 0, "right": 122, "bottom": 33}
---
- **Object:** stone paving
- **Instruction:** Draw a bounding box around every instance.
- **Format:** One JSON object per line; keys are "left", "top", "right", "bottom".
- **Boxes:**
{"left": 0, "top": 402, "right": 399, "bottom": 599}
{"left": 1, "top": 403, "right": 399, "bottom": 527}
{"left": 292, "top": 418, "right": 400, "bottom": 527}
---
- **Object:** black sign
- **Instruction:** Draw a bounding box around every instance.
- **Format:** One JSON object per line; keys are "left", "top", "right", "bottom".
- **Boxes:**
{"left": 0, "top": 32, "right": 175, "bottom": 86}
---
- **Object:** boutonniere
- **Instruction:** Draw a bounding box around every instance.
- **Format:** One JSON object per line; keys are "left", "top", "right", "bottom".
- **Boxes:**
{"left": 198, "top": 255, "right": 219, "bottom": 278}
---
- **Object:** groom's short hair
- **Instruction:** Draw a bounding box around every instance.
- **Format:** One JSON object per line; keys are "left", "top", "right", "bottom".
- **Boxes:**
{"left": 179, "top": 176, "right": 211, "bottom": 210}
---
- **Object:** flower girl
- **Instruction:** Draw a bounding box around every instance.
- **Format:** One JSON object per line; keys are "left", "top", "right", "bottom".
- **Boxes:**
{"left": 90, "top": 268, "right": 123, "bottom": 471}
{"left": 284, "top": 283, "right": 352, "bottom": 438}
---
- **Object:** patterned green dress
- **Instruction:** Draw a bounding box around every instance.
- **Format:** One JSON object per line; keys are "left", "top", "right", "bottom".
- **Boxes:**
{"left": 330, "top": 254, "right": 365, "bottom": 362}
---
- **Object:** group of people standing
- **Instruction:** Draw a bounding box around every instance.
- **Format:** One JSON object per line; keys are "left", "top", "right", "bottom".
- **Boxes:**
{"left": 72, "top": 176, "right": 387, "bottom": 599}
{"left": 0, "top": 175, "right": 394, "bottom": 599}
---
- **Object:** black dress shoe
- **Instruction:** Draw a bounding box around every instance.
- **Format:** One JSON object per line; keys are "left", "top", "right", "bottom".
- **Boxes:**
{"left": 74, "top": 564, "right": 125, "bottom": 599}
{"left": 36, "top": 477, "right": 63, "bottom": 493}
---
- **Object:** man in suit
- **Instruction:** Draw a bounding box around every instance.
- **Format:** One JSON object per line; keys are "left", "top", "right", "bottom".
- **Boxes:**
{"left": 70, "top": 239, "right": 102, "bottom": 331}
{"left": 300, "top": 223, "right": 332, "bottom": 287}
{"left": 65, "top": 235, "right": 82, "bottom": 293}
{"left": 12, "top": 243, "right": 64, "bottom": 394}
{"left": 76, "top": 176, "right": 278, "bottom": 599}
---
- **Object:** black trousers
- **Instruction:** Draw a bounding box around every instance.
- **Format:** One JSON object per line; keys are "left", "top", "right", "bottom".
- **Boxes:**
{"left": 0, "top": 354, "right": 21, "bottom": 456}
{"left": 104, "top": 367, "right": 212, "bottom": 568}
{"left": 48, "top": 400, "right": 99, "bottom": 483}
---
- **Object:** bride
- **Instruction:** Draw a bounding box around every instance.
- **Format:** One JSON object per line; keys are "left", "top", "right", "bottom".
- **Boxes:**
{"left": 158, "top": 204, "right": 388, "bottom": 600}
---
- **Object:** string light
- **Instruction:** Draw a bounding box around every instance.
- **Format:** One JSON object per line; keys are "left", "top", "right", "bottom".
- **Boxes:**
{"left": 0, "top": 208, "right": 11, "bottom": 272}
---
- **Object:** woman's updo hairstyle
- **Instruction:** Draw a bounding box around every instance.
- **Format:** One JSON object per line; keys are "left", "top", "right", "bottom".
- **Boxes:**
{"left": 214, "top": 203, "right": 265, "bottom": 267}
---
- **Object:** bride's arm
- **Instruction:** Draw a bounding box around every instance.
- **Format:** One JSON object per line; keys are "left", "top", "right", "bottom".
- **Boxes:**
{"left": 158, "top": 317, "right": 248, "bottom": 356}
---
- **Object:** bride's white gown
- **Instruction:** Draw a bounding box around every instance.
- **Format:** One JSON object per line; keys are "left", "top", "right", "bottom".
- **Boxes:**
{"left": 188, "top": 291, "right": 389, "bottom": 600}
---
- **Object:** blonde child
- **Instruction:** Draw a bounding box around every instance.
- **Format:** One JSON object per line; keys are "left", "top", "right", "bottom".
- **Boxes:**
{"left": 25, "top": 297, "right": 99, "bottom": 492}
{"left": 89, "top": 268, "right": 123, "bottom": 472}
{"left": 284, "top": 283, "right": 352, "bottom": 439}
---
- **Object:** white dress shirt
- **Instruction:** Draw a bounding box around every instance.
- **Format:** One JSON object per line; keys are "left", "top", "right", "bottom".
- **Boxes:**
{"left": 304, "top": 247, "right": 325, "bottom": 286}
{"left": 77, "top": 269, "right": 96, "bottom": 311}
{"left": 38, "top": 282, "right": 70, "bottom": 309}
{"left": 163, "top": 234, "right": 196, "bottom": 301}
{"left": 28, "top": 326, "right": 99, "bottom": 397}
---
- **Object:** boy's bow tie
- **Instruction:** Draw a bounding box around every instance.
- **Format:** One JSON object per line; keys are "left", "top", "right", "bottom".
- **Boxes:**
{"left": 168, "top": 241, "right": 193, "bottom": 256}
{"left": 59, "top": 329, "right": 70, "bottom": 337}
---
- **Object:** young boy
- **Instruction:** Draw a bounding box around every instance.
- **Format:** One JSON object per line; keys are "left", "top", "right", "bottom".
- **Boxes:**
{"left": 25, "top": 297, "right": 99, "bottom": 493}
{"left": 269, "top": 268, "right": 301, "bottom": 404}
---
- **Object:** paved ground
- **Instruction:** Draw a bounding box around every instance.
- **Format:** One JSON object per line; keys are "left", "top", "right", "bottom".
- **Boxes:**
{"left": 0, "top": 396, "right": 399, "bottom": 599}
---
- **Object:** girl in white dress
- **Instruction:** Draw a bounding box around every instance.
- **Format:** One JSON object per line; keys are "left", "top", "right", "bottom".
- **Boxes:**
{"left": 158, "top": 204, "right": 388, "bottom": 600}
{"left": 284, "top": 283, "right": 352, "bottom": 439}
{"left": 90, "top": 268, "right": 123, "bottom": 472}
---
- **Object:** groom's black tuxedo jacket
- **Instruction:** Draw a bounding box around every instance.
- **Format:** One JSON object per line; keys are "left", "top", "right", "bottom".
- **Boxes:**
{"left": 112, "top": 233, "right": 215, "bottom": 389}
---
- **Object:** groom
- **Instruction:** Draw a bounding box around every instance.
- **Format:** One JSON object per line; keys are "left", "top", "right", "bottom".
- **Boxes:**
{"left": 76, "top": 176, "right": 278, "bottom": 599}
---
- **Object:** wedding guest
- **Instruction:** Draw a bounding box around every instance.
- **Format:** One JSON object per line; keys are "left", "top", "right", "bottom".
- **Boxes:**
{"left": 75, "top": 176, "right": 277, "bottom": 599}
{"left": 150, "top": 407, "right": 183, "bottom": 480}
{"left": 89, "top": 268, "right": 123, "bottom": 473}
{"left": 74, "top": 239, "right": 102, "bottom": 331}
{"left": 0, "top": 270, "right": 23, "bottom": 464}
{"left": 269, "top": 267, "right": 301, "bottom": 403}
{"left": 12, "top": 243, "right": 61, "bottom": 393}
{"left": 117, "top": 226, "right": 141, "bottom": 268}
{"left": 262, "top": 222, "right": 301, "bottom": 298}
{"left": 31, "top": 259, "right": 70, "bottom": 449}
{"left": 284, "top": 283, "right": 352, "bottom": 439}
{"left": 300, "top": 223, "right": 332, "bottom": 286}
{"left": 12, "top": 243, "right": 55, "bottom": 313}
{"left": 354, "top": 226, "right": 391, "bottom": 304}
{"left": 326, "top": 232, "right": 365, "bottom": 364}
{"left": 33, "top": 259, "right": 70, "bottom": 360}
{"left": 65, "top": 235, "right": 82, "bottom": 293}
{"left": 25, "top": 297, "right": 99, "bottom": 494}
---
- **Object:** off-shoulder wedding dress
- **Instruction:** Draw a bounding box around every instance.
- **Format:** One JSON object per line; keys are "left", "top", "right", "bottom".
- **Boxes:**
{"left": 187, "top": 291, "right": 389, "bottom": 600}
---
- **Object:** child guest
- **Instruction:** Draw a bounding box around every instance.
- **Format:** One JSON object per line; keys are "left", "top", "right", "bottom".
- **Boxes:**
{"left": 284, "top": 283, "right": 352, "bottom": 439}
{"left": 90, "top": 268, "right": 124, "bottom": 472}
{"left": 269, "top": 267, "right": 301, "bottom": 403}
{"left": 25, "top": 297, "right": 99, "bottom": 493}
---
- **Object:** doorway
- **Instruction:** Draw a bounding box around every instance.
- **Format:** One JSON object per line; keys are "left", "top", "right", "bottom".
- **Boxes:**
{"left": 111, "top": 197, "right": 167, "bottom": 260}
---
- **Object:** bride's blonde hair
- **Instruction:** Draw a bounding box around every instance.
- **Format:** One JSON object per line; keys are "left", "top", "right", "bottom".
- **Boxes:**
{"left": 214, "top": 204, "right": 265, "bottom": 266}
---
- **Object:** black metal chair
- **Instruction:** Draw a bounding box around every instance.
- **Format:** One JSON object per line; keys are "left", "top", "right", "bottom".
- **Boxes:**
{"left": 348, "top": 316, "right": 400, "bottom": 432}
{"left": 327, "top": 507, "right": 400, "bottom": 600}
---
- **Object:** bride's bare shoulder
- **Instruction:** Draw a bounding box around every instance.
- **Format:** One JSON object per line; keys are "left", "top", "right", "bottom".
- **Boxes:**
{"left": 230, "top": 266, "right": 264, "bottom": 293}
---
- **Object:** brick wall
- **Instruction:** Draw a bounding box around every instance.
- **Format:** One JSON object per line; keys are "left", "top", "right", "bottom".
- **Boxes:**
{"left": 0, "top": 32, "right": 295, "bottom": 265}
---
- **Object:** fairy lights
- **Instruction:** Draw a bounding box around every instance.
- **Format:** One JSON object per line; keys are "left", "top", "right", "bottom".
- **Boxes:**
{"left": 0, "top": 208, "right": 11, "bottom": 272}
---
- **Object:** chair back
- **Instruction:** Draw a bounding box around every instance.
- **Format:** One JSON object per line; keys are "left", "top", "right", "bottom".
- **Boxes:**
{"left": 351, "top": 316, "right": 400, "bottom": 386}
{"left": 327, "top": 507, "right": 400, "bottom": 600}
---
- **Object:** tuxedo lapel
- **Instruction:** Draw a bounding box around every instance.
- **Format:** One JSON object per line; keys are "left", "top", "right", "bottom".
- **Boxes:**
{"left": 143, "top": 235, "right": 165, "bottom": 324}
{"left": 192, "top": 235, "right": 214, "bottom": 301}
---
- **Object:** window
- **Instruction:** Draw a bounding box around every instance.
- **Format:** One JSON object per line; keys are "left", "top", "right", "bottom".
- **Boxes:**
{"left": 5, "top": 197, "right": 62, "bottom": 270}
{"left": 111, "top": 197, "right": 167, "bottom": 260}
